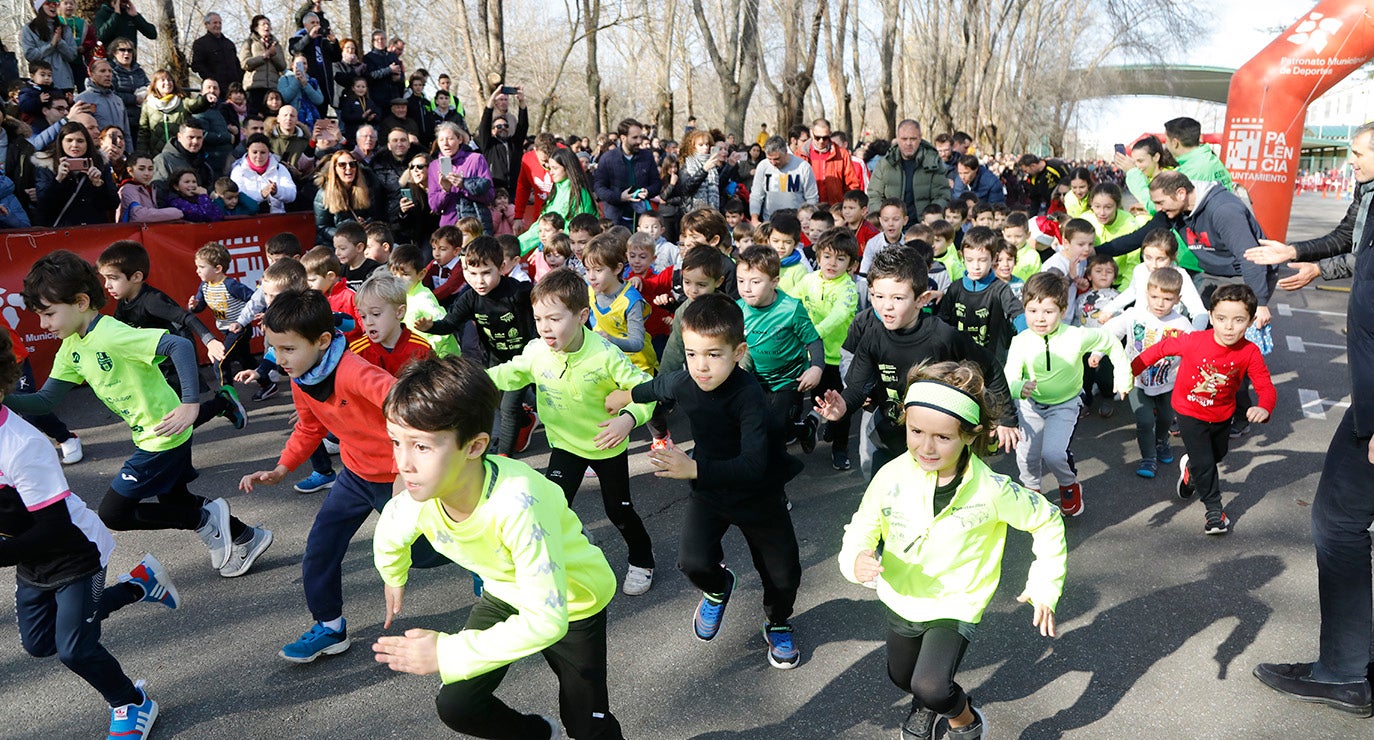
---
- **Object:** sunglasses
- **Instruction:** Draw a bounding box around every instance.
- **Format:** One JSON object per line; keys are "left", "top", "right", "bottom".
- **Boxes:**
{"left": 408, "top": 163, "right": 426, "bottom": 169}
{"left": 115, "top": 48, "right": 133, "bottom": 53}
{"left": 336, "top": 161, "right": 357, "bottom": 169}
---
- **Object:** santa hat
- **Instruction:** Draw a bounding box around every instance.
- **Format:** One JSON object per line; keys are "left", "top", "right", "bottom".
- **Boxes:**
{"left": 1029, "top": 215, "right": 1061, "bottom": 247}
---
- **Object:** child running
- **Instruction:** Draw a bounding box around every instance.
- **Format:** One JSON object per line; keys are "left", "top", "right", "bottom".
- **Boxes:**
{"left": 488, "top": 269, "right": 658, "bottom": 595}
{"left": 372, "top": 356, "right": 624, "bottom": 739}
{"left": 794, "top": 227, "right": 860, "bottom": 470}
{"left": 608, "top": 294, "right": 803, "bottom": 669}
{"left": 839, "top": 361, "right": 1065, "bottom": 740}
{"left": 1004, "top": 272, "right": 1132, "bottom": 516}
{"left": 0, "top": 327, "right": 181, "bottom": 740}
{"left": 1100, "top": 267, "right": 1193, "bottom": 478}
{"left": 6, "top": 251, "right": 267, "bottom": 578}
{"left": 937, "top": 226, "right": 1025, "bottom": 367}
{"left": 1130, "top": 283, "right": 1276, "bottom": 534}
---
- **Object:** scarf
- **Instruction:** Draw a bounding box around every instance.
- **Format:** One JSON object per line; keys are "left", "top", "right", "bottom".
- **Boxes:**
{"left": 247, "top": 157, "right": 270, "bottom": 175}
{"left": 780, "top": 250, "right": 803, "bottom": 268}
{"left": 294, "top": 332, "right": 347, "bottom": 388}
{"left": 230, "top": 100, "right": 247, "bottom": 118}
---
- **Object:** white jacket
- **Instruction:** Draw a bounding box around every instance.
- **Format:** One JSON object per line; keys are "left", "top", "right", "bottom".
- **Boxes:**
{"left": 229, "top": 153, "right": 296, "bottom": 213}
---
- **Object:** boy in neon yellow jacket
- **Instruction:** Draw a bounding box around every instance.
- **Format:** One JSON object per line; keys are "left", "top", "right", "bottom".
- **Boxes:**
{"left": 840, "top": 362, "right": 1065, "bottom": 740}
{"left": 487, "top": 269, "right": 659, "bottom": 596}
{"left": 373, "top": 354, "right": 622, "bottom": 739}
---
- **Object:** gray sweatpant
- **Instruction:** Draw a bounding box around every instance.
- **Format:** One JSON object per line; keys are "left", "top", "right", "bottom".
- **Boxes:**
{"left": 1015, "top": 397, "right": 1081, "bottom": 491}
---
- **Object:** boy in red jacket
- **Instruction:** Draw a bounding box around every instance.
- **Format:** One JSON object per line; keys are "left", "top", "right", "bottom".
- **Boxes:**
{"left": 238, "top": 289, "right": 443, "bottom": 663}
{"left": 1130, "top": 284, "right": 1276, "bottom": 535}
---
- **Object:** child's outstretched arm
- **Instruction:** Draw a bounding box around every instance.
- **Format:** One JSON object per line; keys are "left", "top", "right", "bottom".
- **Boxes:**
{"left": 998, "top": 480, "right": 1067, "bottom": 638}
{"left": 838, "top": 469, "right": 890, "bottom": 585}
{"left": 373, "top": 492, "right": 426, "bottom": 628}
{"left": 152, "top": 333, "right": 201, "bottom": 436}
{"left": 594, "top": 354, "right": 655, "bottom": 450}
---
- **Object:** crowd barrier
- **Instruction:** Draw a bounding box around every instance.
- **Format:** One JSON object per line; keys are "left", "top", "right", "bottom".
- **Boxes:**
{"left": 0, "top": 214, "right": 316, "bottom": 379}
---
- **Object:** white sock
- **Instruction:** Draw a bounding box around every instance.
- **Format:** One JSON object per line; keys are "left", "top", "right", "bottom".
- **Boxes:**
{"left": 322, "top": 617, "right": 344, "bottom": 632}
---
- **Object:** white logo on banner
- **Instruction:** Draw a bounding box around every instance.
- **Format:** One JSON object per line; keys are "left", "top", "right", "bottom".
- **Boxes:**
{"left": 1288, "top": 13, "right": 1343, "bottom": 53}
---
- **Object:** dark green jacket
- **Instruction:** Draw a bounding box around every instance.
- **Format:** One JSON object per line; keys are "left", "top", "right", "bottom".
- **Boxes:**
{"left": 866, "top": 138, "right": 951, "bottom": 222}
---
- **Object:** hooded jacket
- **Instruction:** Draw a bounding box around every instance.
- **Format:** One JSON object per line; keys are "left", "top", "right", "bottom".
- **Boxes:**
{"left": 866, "top": 139, "right": 951, "bottom": 224}
{"left": 951, "top": 163, "right": 1006, "bottom": 204}
{"left": 152, "top": 136, "right": 214, "bottom": 196}
{"left": 74, "top": 79, "right": 126, "bottom": 138}
{"left": 229, "top": 153, "right": 297, "bottom": 213}
{"left": 806, "top": 143, "right": 861, "bottom": 205}
{"left": 1179, "top": 181, "right": 1276, "bottom": 305}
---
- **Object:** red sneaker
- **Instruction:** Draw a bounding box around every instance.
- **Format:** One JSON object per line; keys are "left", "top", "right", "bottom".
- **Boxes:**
{"left": 1058, "top": 482, "right": 1083, "bottom": 517}
{"left": 514, "top": 405, "right": 538, "bottom": 453}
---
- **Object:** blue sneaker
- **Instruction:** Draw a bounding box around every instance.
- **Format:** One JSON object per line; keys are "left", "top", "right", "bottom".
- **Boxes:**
{"left": 763, "top": 622, "right": 800, "bottom": 669}
{"left": 121, "top": 553, "right": 180, "bottom": 610}
{"left": 280, "top": 620, "right": 350, "bottom": 663}
{"left": 218, "top": 385, "right": 247, "bottom": 429}
{"left": 1156, "top": 442, "right": 1175, "bottom": 465}
{"left": 472, "top": 572, "right": 484, "bottom": 597}
{"left": 693, "top": 568, "right": 736, "bottom": 642}
{"left": 1136, "top": 459, "right": 1157, "bottom": 479}
{"left": 294, "top": 470, "right": 336, "bottom": 494}
{"left": 107, "top": 680, "right": 157, "bottom": 739}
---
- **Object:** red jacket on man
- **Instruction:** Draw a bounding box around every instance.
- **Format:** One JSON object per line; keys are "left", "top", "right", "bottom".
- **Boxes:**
{"left": 807, "top": 144, "right": 861, "bottom": 205}
{"left": 513, "top": 149, "right": 555, "bottom": 222}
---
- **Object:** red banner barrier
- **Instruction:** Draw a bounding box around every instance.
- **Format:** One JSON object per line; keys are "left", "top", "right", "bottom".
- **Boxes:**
{"left": 0, "top": 214, "right": 316, "bottom": 379}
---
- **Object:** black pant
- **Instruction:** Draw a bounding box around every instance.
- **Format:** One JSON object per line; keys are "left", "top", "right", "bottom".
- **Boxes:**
{"left": 1311, "top": 408, "right": 1374, "bottom": 682}
{"left": 494, "top": 387, "right": 528, "bottom": 457}
{"left": 1081, "top": 356, "right": 1114, "bottom": 406}
{"left": 545, "top": 449, "right": 653, "bottom": 569}
{"left": 16, "top": 569, "right": 143, "bottom": 707}
{"left": 763, "top": 386, "right": 803, "bottom": 442}
{"left": 885, "top": 609, "right": 972, "bottom": 717}
{"left": 98, "top": 482, "right": 248, "bottom": 540}
{"left": 218, "top": 329, "right": 256, "bottom": 388}
{"left": 1177, "top": 414, "right": 1231, "bottom": 515}
{"left": 435, "top": 594, "right": 623, "bottom": 739}
{"left": 816, "top": 364, "right": 850, "bottom": 453}
{"left": 677, "top": 495, "right": 801, "bottom": 625}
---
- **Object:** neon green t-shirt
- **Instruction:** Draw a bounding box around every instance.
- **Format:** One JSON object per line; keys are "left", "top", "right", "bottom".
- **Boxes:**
{"left": 49, "top": 316, "right": 190, "bottom": 452}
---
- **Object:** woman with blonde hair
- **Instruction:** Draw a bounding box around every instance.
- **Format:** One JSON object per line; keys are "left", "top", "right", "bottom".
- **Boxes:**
{"left": 313, "top": 148, "right": 379, "bottom": 244}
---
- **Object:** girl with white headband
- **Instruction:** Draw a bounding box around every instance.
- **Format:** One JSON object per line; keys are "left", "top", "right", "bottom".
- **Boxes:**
{"left": 838, "top": 360, "right": 1067, "bottom": 740}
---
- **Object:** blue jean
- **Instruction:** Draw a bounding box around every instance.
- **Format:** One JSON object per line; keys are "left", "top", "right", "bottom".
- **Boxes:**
{"left": 1311, "top": 408, "right": 1374, "bottom": 682}
{"left": 301, "top": 467, "right": 447, "bottom": 623}
{"left": 16, "top": 569, "right": 142, "bottom": 706}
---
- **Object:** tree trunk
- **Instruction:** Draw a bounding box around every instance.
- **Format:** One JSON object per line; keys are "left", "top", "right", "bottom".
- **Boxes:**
{"left": 158, "top": 0, "right": 188, "bottom": 87}
{"left": 849, "top": 0, "right": 866, "bottom": 139}
{"left": 584, "top": 0, "right": 602, "bottom": 134}
{"left": 878, "top": 0, "right": 899, "bottom": 140}
{"left": 348, "top": 0, "right": 363, "bottom": 49}
{"left": 691, "top": 0, "right": 759, "bottom": 140}
{"left": 367, "top": 0, "right": 386, "bottom": 36}
{"left": 456, "top": 0, "right": 485, "bottom": 103}
{"left": 483, "top": 0, "right": 505, "bottom": 86}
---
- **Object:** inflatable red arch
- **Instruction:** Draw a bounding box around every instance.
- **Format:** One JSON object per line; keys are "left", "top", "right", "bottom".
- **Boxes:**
{"left": 1223, "top": 0, "right": 1374, "bottom": 241}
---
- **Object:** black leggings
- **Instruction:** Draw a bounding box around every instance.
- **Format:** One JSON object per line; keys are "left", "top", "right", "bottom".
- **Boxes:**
{"left": 435, "top": 595, "right": 623, "bottom": 739}
{"left": 98, "top": 483, "right": 248, "bottom": 540}
{"left": 545, "top": 448, "right": 653, "bottom": 569}
{"left": 885, "top": 611, "right": 971, "bottom": 718}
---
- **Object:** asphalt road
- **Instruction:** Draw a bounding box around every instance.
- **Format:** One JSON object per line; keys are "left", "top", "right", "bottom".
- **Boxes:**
{"left": 1, "top": 193, "right": 1366, "bottom": 739}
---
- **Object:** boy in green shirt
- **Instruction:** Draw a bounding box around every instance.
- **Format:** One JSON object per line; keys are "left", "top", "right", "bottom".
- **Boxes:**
{"left": 385, "top": 244, "right": 462, "bottom": 358}
{"left": 1005, "top": 272, "right": 1132, "bottom": 517}
{"left": 487, "top": 269, "right": 658, "bottom": 596}
{"left": 5, "top": 250, "right": 268, "bottom": 578}
{"left": 793, "top": 229, "right": 860, "bottom": 470}
{"left": 373, "top": 355, "right": 623, "bottom": 740}
{"left": 736, "top": 245, "right": 825, "bottom": 454}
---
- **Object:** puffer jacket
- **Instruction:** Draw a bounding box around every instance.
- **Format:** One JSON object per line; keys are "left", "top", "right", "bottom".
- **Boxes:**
{"left": 138, "top": 93, "right": 208, "bottom": 154}
{"left": 74, "top": 80, "right": 126, "bottom": 139}
{"left": 866, "top": 138, "right": 951, "bottom": 223}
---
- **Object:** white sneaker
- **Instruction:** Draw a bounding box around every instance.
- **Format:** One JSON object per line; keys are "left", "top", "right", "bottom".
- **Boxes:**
{"left": 220, "top": 526, "right": 274, "bottom": 577}
{"left": 322, "top": 437, "right": 340, "bottom": 455}
{"left": 623, "top": 565, "right": 654, "bottom": 596}
{"left": 58, "top": 435, "right": 83, "bottom": 465}
{"left": 195, "top": 498, "right": 233, "bottom": 570}
{"left": 541, "top": 716, "right": 564, "bottom": 739}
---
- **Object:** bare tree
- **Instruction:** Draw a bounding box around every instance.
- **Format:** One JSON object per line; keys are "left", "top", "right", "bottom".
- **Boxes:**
{"left": 367, "top": 0, "right": 384, "bottom": 36}
{"left": 158, "top": 0, "right": 188, "bottom": 85}
{"left": 347, "top": 0, "right": 361, "bottom": 47}
{"left": 877, "top": 0, "right": 899, "bottom": 140}
{"left": 821, "top": 0, "right": 852, "bottom": 136}
{"left": 690, "top": 0, "right": 759, "bottom": 139}
{"left": 758, "top": 0, "right": 823, "bottom": 134}
{"left": 584, "top": 0, "right": 603, "bottom": 133}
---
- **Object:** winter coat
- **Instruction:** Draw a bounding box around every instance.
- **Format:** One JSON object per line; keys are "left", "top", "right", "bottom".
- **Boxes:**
{"left": 806, "top": 144, "right": 861, "bottom": 205}
{"left": 866, "top": 139, "right": 951, "bottom": 226}
{"left": 21, "top": 21, "right": 79, "bottom": 91}
{"left": 117, "top": 180, "right": 181, "bottom": 222}
{"left": 190, "top": 32, "right": 242, "bottom": 89}
{"left": 240, "top": 34, "right": 288, "bottom": 93}
{"left": 477, "top": 105, "right": 527, "bottom": 192}
{"left": 951, "top": 164, "right": 1006, "bottom": 204}
{"left": 313, "top": 165, "right": 381, "bottom": 243}
{"left": 194, "top": 104, "right": 234, "bottom": 179}
{"left": 679, "top": 153, "right": 720, "bottom": 210}
{"left": 74, "top": 80, "right": 126, "bottom": 140}
{"left": 332, "top": 59, "right": 367, "bottom": 105}
{"left": 110, "top": 61, "right": 148, "bottom": 146}
{"left": 267, "top": 123, "right": 314, "bottom": 178}
{"left": 277, "top": 72, "right": 323, "bottom": 128}
{"left": 34, "top": 156, "right": 118, "bottom": 226}
{"left": 427, "top": 147, "right": 494, "bottom": 230}
{"left": 230, "top": 153, "right": 298, "bottom": 213}
{"left": 336, "top": 93, "right": 376, "bottom": 143}
{"left": 0, "top": 171, "right": 31, "bottom": 227}
{"left": 93, "top": 4, "right": 156, "bottom": 48}
{"left": 138, "top": 94, "right": 208, "bottom": 154}
{"left": 2, "top": 119, "right": 39, "bottom": 219}
{"left": 151, "top": 137, "right": 214, "bottom": 194}
{"left": 167, "top": 192, "right": 224, "bottom": 222}
{"left": 361, "top": 49, "right": 401, "bottom": 109}
{"left": 593, "top": 147, "right": 662, "bottom": 228}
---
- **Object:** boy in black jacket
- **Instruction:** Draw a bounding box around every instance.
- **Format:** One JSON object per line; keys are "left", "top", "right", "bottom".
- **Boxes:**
{"left": 607, "top": 294, "right": 804, "bottom": 671}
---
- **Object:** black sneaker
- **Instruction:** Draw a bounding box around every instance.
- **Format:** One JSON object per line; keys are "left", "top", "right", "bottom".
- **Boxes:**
{"left": 218, "top": 386, "right": 248, "bottom": 430}
{"left": 1176, "top": 454, "right": 1194, "bottom": 500}
{"left": 832, "top": 449, "right": 851, "bottom": 471}
{"left": 252, "top": 383, "right": 278, "bottom": 402}
{"left": 1204, "top": 510, "right": 1231, "bottom": 535}
{"left": 1230, "top": 422, "right": 1250, "bottom": 439}
{"left": 946, "top": 704, "right": 987, "bottom": 739}
{"left": 900, "top": 701, "right": 936, "bottom": 740}
{"left": 1254, "top": 662, "right": 1372, "bottom": 717}
{"left": 799, "top": 412, "right": 819, "bottom": 454}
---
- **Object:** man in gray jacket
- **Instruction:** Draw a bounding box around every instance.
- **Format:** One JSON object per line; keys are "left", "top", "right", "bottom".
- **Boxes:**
{"left": 74, "top": 59, "right": 126, "bottom": 143}
{"left": 750, "top": 135, "right": 818, "bottom": 223}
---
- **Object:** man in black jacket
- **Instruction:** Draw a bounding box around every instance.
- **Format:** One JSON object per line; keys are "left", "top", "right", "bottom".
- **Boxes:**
{"left": 189, "top": 13, "right": 241, "bottom": 90}
{"left": 289, "top": 12, "right": 341, "bottom": 113}
{"left": 362, "top": 30, "right": 402, "bottom": 112}
{"left": 1250, "top": 124, "right": 1374, "bottom": 718}
{"left": 593, "top": 118, "right": 661, "bottom": 229}
{"left": 477, "top": 87, "right": 528, "bottom": 195}
{"left": 1016, "top": 153, "right": 1068, "bottom": 215}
